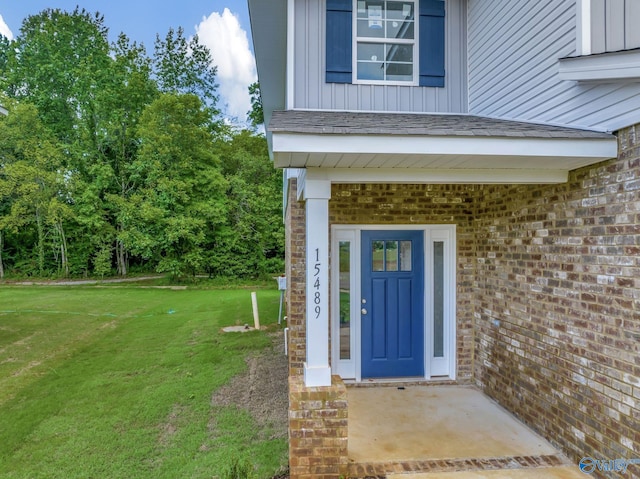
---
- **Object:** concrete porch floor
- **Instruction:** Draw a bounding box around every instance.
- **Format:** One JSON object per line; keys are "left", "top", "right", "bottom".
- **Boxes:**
{"left": 347, "top": 385, "right": 584, "bottom": 478}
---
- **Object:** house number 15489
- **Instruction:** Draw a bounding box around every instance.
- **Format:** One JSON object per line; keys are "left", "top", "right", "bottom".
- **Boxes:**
{"left": 314, "top": 248, "right": 321, "bottom": 319}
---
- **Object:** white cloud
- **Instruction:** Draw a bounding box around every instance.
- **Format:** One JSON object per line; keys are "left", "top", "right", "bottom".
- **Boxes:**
{"left": 0, "top": 14, "right": 13, "bottom": 40}
{"left": 195, "top": 9, "right": 257, "bottom": 123}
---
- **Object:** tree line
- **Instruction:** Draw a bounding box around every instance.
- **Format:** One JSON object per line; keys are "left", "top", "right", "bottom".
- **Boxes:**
{"left": 0, "top": 8, "right": 282, "bottom": 280}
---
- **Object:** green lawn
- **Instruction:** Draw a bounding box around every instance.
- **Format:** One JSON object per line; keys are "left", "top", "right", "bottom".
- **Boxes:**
{"left": 0, "top": 286, "right": 287, "bottom": 479}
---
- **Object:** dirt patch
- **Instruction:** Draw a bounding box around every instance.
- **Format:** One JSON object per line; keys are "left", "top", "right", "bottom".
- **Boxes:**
{"left": 210, "top": 331, "right": 288, "bottom": 441}
{"left": 158, "top": 403, "right": 187, "bottom": 447}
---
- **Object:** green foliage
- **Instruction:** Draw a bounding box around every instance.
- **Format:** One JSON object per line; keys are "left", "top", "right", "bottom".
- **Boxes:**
{"left": 153, "top": 27, "right": 219, "bottom": 114}
{"left": 1, "top": 8, "right": 111, "bottom": 143}
{"left": 130, "top": 93, "right": 228, "bottom": 278}
{"left": 210, "top": 130, "right": 284, "bottom": 278}
{"left": 0, "top": 101, "right": 72, "bottom": 276}
{"left": 93, "top": 242, "right": 113, "bottom": 278}
{"left": 247, "top": 82, "right": 264, "bottom": 128}
{"left": 0, "top": 8, "right": 284, "bottom": 280}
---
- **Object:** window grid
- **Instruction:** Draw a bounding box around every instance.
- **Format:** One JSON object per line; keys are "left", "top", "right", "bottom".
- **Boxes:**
{"left": 354, "top": 0, "right": 418, "bottom": 84}
{"left": 371, "top": 240, "right": 412, "bottom": 272}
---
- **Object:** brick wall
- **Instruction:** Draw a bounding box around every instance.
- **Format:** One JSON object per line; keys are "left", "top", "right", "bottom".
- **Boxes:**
{"left": 330, "top": 183, "right": 478, "bottom": 381}
{"left": 474, "top": 124, "right": 640, "bottom": 474}
{"left": 286, "top": 178, "right": 307, "bottom": 377}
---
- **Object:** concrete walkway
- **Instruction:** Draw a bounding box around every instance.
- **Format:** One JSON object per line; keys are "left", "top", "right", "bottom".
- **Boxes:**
{"left": 347, "top": 385, "right": 584, "bottom": 478}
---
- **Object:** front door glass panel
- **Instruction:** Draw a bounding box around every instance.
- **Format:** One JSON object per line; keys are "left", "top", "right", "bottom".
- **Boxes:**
{"left": 339, "top": 241, "right": 351, "bottom": 360}
{"left": 385, "top": 241, "right": 398, "bottom": 271}
{"left": 433, "top": 241, "right": 444, "bottom": 358}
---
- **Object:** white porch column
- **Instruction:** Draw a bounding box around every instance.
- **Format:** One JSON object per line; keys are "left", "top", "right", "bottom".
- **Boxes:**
{"left": 303, "top": 179, "right": 332, "bottom": 387}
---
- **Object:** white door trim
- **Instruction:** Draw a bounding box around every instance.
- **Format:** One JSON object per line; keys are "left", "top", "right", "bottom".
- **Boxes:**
{"left": 331, "top": 224, "right": 457, "bottom": 382}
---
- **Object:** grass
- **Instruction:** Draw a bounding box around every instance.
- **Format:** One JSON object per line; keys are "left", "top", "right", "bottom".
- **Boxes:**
{"left": 0, "top": 286, "right": 287, "bottom": 479}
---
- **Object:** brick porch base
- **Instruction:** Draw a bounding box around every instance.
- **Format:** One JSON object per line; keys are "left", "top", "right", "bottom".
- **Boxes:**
{"left": 289, "top": 375, "right": 349, "bottom": 478}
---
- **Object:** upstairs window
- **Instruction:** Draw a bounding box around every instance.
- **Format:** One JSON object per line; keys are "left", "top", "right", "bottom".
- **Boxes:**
{"left": 355, "top": 1, "right": 417, "bottom": 83}
{"left": 326, "top": 0, "right": 445, "bottom": 87}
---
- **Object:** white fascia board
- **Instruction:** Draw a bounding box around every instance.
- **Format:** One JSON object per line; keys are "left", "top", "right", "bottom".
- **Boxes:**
{"left": 558, "top": 49, "right": 640, "bottom": 81}
{"left": 248, "top": 0, "right": 287, "bottom": 152}
{"left": 306, "top": 167, "right": 569, "bottom": 184}
{"left": 272, "top": 133, "right": 617, "bottom": 162}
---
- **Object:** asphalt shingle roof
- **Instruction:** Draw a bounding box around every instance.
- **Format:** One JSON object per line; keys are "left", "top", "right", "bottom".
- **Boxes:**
{"left": 269, "top": 110, "right": 615, "bottom": 140}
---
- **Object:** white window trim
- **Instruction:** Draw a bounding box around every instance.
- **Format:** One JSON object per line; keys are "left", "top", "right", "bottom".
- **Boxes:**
{"left": 576, "top": 0, "right": 592, "bottom": 56}
{"left": 426, "top": 227, "right": 456, "bottom": 378}
{"left": 352, "top": 0, "right": 419, "bottom": 86}
{"left": 331, "top": 224, "right": 457, "bottom": 382}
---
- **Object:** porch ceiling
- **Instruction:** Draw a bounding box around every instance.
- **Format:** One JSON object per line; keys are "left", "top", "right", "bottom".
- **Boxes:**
{"left": 269, "top": 111, "right": 618, "bottom": 183}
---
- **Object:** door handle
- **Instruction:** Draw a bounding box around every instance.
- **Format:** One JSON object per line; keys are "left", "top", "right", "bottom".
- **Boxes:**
{"left": 361, "top": 308, "right": 367, "bottom": 315}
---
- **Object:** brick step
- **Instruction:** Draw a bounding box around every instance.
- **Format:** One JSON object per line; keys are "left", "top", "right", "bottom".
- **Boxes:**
{"left": 347, "top": 454, "right": 570, "bottom": 478}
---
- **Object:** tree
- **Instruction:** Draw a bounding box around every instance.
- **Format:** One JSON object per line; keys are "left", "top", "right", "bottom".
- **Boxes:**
{"left": 0, "top": 35, "right": 11, "bottom": 88}
{"left": 0, "top": 9, "right": 119, "bottom": 276}
{"left": 129, "top": 93, "right": 227, "bottom": 278}
{"left": 1, "top": 8, "right": 111, "bottom": 145}
{"left": 248, "top": 82, "right": 264, "bottom": 128}
{"left": 209, "top": 130, "right": 284, "bottom": 278}
{"left": 153, "top": 27, "right": 219, "bottom": 113}
{"left": 83, "top": 33, "right": 158, "bottom": 276}
{"left": 0, "top": 8, "right": 284, "bottom": 280}
{"left": 0, "top": 102, "right": 71, "bottom": 276}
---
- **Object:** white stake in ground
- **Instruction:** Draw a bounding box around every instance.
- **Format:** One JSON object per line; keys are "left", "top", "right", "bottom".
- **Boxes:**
{"left": 251, "top": 292, "right": 260, "bottom": 330}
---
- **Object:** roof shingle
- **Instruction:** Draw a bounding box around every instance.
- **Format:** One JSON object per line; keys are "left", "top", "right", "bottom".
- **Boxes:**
{"left": 269, "top": 110, "right": 615, "bottom": 140}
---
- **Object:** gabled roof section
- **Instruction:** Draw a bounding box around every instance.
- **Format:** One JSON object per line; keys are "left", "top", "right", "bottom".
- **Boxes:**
{"left": 269, "top": 111, "right": 618, "bottom": 184}
{"left": 270, "top": 111, "right": 613, "bottom": 139}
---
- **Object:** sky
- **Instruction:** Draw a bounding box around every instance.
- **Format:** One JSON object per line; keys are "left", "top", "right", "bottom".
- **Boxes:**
{"left": 0, "top": 1, "right": 256, "bottom": 122}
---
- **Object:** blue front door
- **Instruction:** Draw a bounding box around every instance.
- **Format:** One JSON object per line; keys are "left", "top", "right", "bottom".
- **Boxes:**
{"left": 361, "top": 230, "right": 424, "bottom": 378}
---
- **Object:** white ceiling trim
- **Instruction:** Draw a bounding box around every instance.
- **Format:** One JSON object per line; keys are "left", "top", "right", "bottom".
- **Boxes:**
{"left": 304, "top": 167, "right": 568, "bottom": 184}
{"left": 271, "top": 132, "right": 617, "bottom": 183}
{"left": 273, "top": 133, "right": 616, "bottom": 159}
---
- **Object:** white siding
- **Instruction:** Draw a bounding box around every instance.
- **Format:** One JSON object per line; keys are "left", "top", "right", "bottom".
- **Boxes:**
{"left": 468, "top": 0, "right": 640, "bottom": 132}
{"left": 293, "top": 0, "right": 468, "bottom": 113}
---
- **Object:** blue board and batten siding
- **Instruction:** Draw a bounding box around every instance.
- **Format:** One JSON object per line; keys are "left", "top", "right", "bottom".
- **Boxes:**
{"left": 293, "top": 0, "right": 468, "bottom": 113}
{"left": 468, "top": 0, "right": 640, "bottom": 132}
{"left": 590, "top": 0, "right": 640, "bottom": 54}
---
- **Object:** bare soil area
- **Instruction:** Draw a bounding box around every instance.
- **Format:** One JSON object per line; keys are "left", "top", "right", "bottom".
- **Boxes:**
{"left": 211, "top": 331, "right": 290, "bottom": 477}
